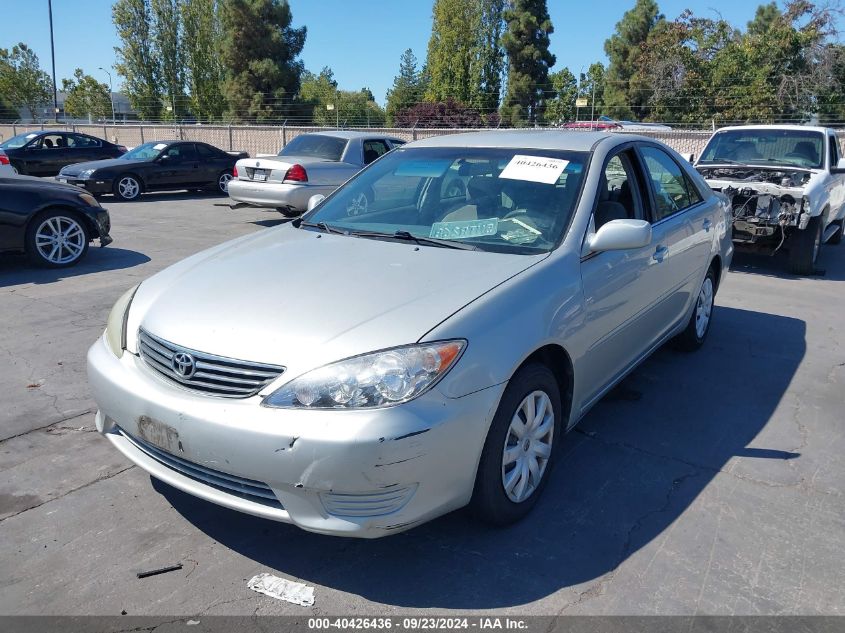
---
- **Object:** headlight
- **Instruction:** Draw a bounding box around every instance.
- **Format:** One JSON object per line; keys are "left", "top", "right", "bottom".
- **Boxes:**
{"left": 262, "top": 341, "right": 466, "bottom": 409}
{"left": 104, "top": 284, "right": 140, "bottom": 358}
{"left": 78, "top": 169, "right": 96, "bottom": 179}
{"left": 78, "top": 193, "right": 100, "bottom": 207}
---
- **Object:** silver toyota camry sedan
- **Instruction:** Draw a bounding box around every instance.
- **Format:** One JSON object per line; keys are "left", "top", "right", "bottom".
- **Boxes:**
{"left": 88, "top": 131, "right": 733, "bottom": 538}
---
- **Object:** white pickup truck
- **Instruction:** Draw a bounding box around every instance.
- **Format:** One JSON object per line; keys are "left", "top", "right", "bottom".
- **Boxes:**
{"left": 694, "top": 125, "right": 845, "bottom": 274}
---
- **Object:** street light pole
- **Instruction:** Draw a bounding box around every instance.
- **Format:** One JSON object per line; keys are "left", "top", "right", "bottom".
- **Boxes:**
{"left": 99, "top": 67, "right": 115, "bottom": 125}
{"left": 47, "top": 0, "right": 58, "bottom": 121}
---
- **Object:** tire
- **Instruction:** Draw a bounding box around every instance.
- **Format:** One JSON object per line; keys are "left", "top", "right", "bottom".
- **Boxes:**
{"left": 113, "top": 174, "right": 142, "bottom": 201}
{"left": 828, "top": 216, "right": 844, "bottom": 245}
{"left": 217, "top": 170, "right": 233, "bottom": 194}
{"left": 25, "top": 209, "right": 90, "bottom": 268}
{"left": 787, "top": 214, "right": 822, "bottom": 275}
{"left": 470, "top": 363, "right": 562, "bottom": 525}
{"left": 10, "top": 162, "right": 23, "bottom": 176}
{"left": 674, "top": 267, "right": 716, "bottom": 352}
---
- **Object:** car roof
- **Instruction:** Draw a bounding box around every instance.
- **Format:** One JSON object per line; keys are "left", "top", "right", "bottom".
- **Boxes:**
{"left": 302, "top": 130, "right": 391, "bottom": 140}
{"left": 715, "top": 124, "right": 831, "bottom": 134}
{"left": 405, "top": 130, "right": 625, "bottom": 152}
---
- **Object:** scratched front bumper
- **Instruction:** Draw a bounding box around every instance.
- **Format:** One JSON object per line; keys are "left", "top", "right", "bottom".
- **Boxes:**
{"left": 87, "top": 334, "right": 503, "bottom": 538}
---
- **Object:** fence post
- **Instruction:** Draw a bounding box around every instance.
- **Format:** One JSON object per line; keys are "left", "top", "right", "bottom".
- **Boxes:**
{"left": 103, "top": 124, "right": 107, "bottom": 139}
{"left": 282, "top": 119, "right": 287, "bottom": 147}
{"left": 228, "top": 124, "right": 233, "bottom": 151}
{"left": 139, "top": 124, "right": 144, "bottom": 144}
{"left": 12, "top": 124, "right": 16, "bottom": 135}
{"left": 412, "top": 120, "right": 418, "bottom": 141}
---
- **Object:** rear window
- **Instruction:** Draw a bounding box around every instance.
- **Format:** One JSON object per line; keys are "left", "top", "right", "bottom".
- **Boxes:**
{"left": 279, "top": 135, "right": 347, "bottom": 161}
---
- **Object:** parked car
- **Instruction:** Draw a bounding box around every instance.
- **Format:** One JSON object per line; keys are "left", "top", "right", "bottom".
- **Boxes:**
{"left": 695, "top": 125, "right": 845, "bottom": 274}
{"left": 0, "top": 176, "right": 112, "bottom": 267}
{"left": 87, "top": 130, "right": 732, "bottom": 537}
{"left": 0, "top": 149, "right": 15, "bottom": 176}
{"left": 57, "top": 141, "right": 248, "bottom": 201}
{"left": 228, "top": 131, "right": 406, "bottom": 216}
{"left": 0, "top": 131, "right": 127, "bottom": 176}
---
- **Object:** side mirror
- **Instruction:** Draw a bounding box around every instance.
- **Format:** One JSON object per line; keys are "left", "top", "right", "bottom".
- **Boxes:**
{"left": 585, "top": 219, "right": 652, "bottom": 253}
{"left": 306, "top": 194, "right": 326, "bottom": 212}
{"left": 832, "top": 157, "right": 845, "bottom": 174}
{"left": 157, "top": 154, "right": 172, "bottom": 163}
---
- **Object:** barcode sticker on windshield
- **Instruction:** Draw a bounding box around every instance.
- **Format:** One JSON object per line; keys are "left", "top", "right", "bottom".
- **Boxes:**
{"left": 153, "top": 143, "right": 167, "bottom": 150}
{"left": 499, "top": 155, "right": 569, "bottom": 184}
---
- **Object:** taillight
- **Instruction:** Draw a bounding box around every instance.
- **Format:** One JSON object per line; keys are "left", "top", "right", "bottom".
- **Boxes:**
{"left": 284, "top": 164, "right": 308, "bottom": 182}
{"left": 0, "top": 154, "right": 9, "bottom": 165}
{"left": 233, "top": 165, "right": 239, "bottom": 178}
{"left": 117, "top": 145, "right": 128, "bottom": 153}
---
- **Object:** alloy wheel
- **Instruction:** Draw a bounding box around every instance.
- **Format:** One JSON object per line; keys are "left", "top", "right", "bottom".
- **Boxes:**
{"left": 34, "top": 216, "right": 86, "bottom": 265}
{"left": 219, "top": 172, "right": 233, "bottom": 193}
{"left": 501, "top": 390, "right": 554, "bottom": 503}
{"left": 695, "top": 276, "right": 714, "bottom": 339}
{"left": 118, "top": 176, "right": 140, "bottom": 200}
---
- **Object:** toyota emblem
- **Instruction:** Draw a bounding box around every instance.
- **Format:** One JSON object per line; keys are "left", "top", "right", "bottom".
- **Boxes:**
{"left": 171, "top": 352, "right": 196, "bottom": 378}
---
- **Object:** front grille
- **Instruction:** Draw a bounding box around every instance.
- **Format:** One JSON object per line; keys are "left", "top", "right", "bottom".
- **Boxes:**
{"left": 138, "top": 328, "right": 284, "bottom": 398}
{"left": 118, "top": 426, "right": 282, "bottom": 509}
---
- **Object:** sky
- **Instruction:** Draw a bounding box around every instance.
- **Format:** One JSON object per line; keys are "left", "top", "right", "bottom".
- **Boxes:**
{"left": 0, "top": 0, "right": 798, "bottom": 106}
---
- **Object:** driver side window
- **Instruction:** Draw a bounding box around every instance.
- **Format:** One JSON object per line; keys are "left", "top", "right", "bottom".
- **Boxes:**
{"left": 594, "top": 151, "right": 643, "bottom": 230}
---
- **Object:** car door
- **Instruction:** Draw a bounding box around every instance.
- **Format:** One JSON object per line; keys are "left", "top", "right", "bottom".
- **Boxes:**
{"left": 28, "top": 133, "right": 67, "bottom": 175}
{"left": 579, "top": 147, "right": 666, "bottom": 407}
{"left": 637, "top": 144, "right": 709, "bottom": 336}
{"left": 65, "top": 133, "right": 103, "bottom": 164}
{"left": 156, "top": 143, "right": 200, "bottom": 188}
{"left": 195, "top": 143, "right": 224, "bottom": 184}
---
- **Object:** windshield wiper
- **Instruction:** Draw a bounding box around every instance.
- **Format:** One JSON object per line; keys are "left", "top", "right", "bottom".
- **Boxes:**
{"left": 296, "top": 220, "right": 346, "bottom": 234}
{"left": 347, "top": 229, "right": 481, "bottom": 250}
{"left": 698, "top": 158, "right": 743, "bottom": 165}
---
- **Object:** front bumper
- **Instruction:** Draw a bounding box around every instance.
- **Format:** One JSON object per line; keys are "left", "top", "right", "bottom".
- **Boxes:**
{"left": 227, "top": 179, "right": 334, "bottom": 212}
{"left": 56, "top": 175, "right": 113, "bottom": 195}
{"left": 87, "top": 335, "right": 502, "bottom": 538}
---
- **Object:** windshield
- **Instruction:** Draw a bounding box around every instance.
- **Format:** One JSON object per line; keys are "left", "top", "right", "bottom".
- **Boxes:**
{"left": 279, "top": 135, "right": 347, "bottom": 161}
{"left": 699, "top": 129, "right": 824, "bottom": 169}
{"left": 0, "top": 133, "right": 40, "bottom": 149}
{"left": 122, "top": 142, "right": 168, "bottom": 160}
{"left": 304, "top": 147, "right": 588, "bottom": 254}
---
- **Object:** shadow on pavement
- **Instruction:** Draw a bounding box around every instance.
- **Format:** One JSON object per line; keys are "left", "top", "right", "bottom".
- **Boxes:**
{"left": 156, "top": 305, "right": 805, "bottom": 609}
{"left": 0, "top": 247, "right": 150, "bottom": 287}
{"left": 730, "top": 239, "right": 845, "bottom": 281}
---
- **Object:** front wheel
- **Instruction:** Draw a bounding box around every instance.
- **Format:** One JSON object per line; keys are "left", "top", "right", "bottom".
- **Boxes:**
{"left": 26, "top": 210, "right": 89, "bottom": 268}
{"left": 113, "top": 174, "right": 142, "bottom": 201}
{"left": 471, "top": 363, "right": 561, "bottom": 525}
{"left": 787, "top": 215, "right": 822, "bottom": 275}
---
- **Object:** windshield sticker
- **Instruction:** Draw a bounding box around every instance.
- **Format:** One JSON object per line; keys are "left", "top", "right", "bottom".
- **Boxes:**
{"left": 430, "top": 218, "right": 499, "bottom": 240}
{"left": 394, "top": 159, "right": 452, "bottom": 178}
{"left": 501, "top": 228, "right": 540, "bottom": 245}
{"left": 153, "top": 143, "right": 167, "bottom": 150}
{"left": 499, "top": 155, "right": 569, "bottom": 184}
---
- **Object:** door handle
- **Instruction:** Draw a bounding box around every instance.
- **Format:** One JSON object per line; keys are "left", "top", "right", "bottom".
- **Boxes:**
{"left": 703, "top": 218, "right": 712, "bottom": 231}
{"left": 653, "top": 245, "right": 669, "bottom": 262}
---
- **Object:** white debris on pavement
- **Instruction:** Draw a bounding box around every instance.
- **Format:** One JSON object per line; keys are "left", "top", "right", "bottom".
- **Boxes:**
{"left": 247, "top": 573, "right": 315, "bottom": 607}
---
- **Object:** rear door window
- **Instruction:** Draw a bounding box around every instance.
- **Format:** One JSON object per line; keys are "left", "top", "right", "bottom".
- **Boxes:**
{"left": 363, "top": 140, "right": 391, "bottom": 164}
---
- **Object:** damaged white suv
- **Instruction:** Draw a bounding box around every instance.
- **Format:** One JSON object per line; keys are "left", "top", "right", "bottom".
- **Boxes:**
{"left": 695, "top": 125, "right": 845, "bottom": 274}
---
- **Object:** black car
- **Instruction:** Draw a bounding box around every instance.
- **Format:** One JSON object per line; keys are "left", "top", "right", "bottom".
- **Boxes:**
{"left": 0, "top": 131, "right": 127, "bottom": 176}
{"left": 0, "top": 176, "right": 112, "bottom": 267}
{"left": 57, "top": 140, "right": 248, "bottom": 201}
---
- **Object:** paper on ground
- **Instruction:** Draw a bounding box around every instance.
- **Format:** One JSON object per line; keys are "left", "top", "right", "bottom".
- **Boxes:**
{"left": 247, "top": 573, "right": 315, "bottom": 607}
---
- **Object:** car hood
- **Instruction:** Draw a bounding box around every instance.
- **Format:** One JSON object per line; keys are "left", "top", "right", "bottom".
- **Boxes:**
{"left": 127, "top": 225, "right": 545, "bottom": 379}
{"left": 61, "top": 158, "right": 147, "bottom": 175}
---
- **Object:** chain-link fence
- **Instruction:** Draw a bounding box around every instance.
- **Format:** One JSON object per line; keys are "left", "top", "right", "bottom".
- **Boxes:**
{"left": 1, "top": 122, "right": 841, "bottom": 160}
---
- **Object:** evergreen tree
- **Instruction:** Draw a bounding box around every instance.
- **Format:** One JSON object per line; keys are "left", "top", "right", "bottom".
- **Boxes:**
{"left": 219, "top": 0, "right": 306, "bottom": 121}
{"left": 603, "top": 0, "right": 664, "bottom": 120}
{"left": 424, "top": 0, "right": 477, "bottom": 104}
{"left": 152, "top": 0, "right": 187, "bottom": 119}
{"left": 471, "top": 0, "right": 506, "bottom": 116}
{"left": 113, "top": 0, "right": 162, "bottom": 120}
{"left": 181, "top": 0, "right": 225, "bottom": 121}
{"left": 544, "top": 67, "right": 578, "bottom": 125}
{"left": 385, "top": 49, "right": 423, "bottom": 125}
{"left": 501, "top": 0, "right": 555, "bottom": 126}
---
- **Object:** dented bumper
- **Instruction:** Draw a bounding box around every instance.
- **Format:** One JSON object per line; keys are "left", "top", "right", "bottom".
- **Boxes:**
{"left": 87, "top": 335, "right": 503, "bottom": 538}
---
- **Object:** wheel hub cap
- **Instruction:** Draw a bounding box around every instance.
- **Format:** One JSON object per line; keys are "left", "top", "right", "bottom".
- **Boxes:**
{"left": 501, "top": 390, "right": 554, "bottom": 503}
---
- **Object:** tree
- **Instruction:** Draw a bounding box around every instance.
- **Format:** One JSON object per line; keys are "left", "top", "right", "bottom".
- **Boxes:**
{"left": 152, "top": 0, "right": 187, "bottom": 119}
{"left": 544, "top": 67, "right": 577, "bottom": 125}
{"left": 113, "top": 0, "right": 162, "bottom": 120}
{"left": 501, "top": 0, "right": 556, "bottom": 126}
{"left": 61, "top": 69, "right": 112, "bottom": 121}
{"left": 747, "top": 2, "right": 780, "bottom": 36}
{"left": 424, "top": 0, "right": 478, "bottom": 104}
{"left": 385, "top": 49, "right": 423, "bottom": 125}
{"left": 0, "top": 44, "right": 52, "bottom": 121}
{"left": 219, "top": 0, "right": 306, "bottom": 122}
{"left": 181, "top": 0, "right": 226, "bottom": 121}
{"left": 471, "top": 0, "right": 506, "bottom": 115}
{"left": 394, "top": 98, "right": 484, "bottom": 128}
{"left": 603, "top": 0, "right": 664, "bottom": 120}
{"left": 578, "top": 63, "right": 606, "bottom": 119}
{"left": 299, "top": 68, "right": 385, "bottom": 126}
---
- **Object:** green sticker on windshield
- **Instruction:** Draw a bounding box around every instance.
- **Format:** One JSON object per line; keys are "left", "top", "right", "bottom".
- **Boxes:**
{"left": 430, "top": 218, "right": 499, "bottom": 240}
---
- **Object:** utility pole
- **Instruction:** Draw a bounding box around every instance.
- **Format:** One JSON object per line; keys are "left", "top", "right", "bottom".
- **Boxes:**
{"left": 99, "top": 67, "right": 116, "bottom": 125}
{"left": 48, "top": 0, "right": 58, "bottom": 121}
